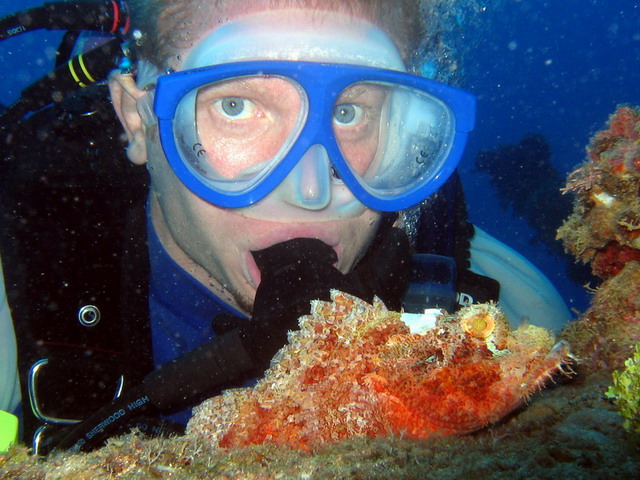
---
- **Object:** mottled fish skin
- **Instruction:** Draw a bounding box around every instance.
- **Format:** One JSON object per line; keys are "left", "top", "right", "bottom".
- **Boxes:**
{"left": 188, "top": 291, "right": 573, "bottom": 451}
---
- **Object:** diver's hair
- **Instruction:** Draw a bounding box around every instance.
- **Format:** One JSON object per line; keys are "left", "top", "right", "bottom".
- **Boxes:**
{"left": 128, "top": 0, "right": 423, "bottom": 67}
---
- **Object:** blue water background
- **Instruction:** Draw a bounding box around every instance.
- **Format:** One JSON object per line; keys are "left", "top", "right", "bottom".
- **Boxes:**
{"left": 459, "top": 0, "right": 640, "bottom": 314}
{"left": 1, "top": 0, "right": 639, "bottom": 316}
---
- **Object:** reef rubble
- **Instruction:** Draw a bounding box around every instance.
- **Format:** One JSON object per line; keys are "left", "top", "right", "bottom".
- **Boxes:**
{"left": 558, "top": 105, "right": 640, "bottom": 371}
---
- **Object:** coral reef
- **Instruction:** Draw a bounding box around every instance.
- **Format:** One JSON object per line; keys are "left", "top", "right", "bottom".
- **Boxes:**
{"left": 188, "top": 291, "right": 572, "bottom": 451}
{"left": 606, "top": 344, "right": 640, "bottom": 433}
{"left": 558, "top": 106, "right": 640, "bottom": 279}
{"left": 558, "top": 105, "right": 640, "bottom": 443}
{"left": 560, "top": 261, "right": 640, "bottom": 370}
{"left": 558, "top": 106, "right": 640, "bottom": 370}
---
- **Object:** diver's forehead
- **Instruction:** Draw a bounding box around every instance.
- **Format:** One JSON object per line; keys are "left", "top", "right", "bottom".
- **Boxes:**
{"left": 176, "top": 9, "right": 405, "bottom": 72}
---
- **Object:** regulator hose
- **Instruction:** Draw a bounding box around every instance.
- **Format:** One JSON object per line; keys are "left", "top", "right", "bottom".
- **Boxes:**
{"left": 56, "top": 330, "right": 252, "bottom": 452}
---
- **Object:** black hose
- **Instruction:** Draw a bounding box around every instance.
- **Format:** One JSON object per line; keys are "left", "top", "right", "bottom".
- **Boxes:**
{"left": 55, "top": 384, "right": 154, "bottom": 452}
{"left": 0, "top": 36, "right": 124, "bottom": 131}
{"left": 56, "top": 330, "right": 253, "bottom": 452}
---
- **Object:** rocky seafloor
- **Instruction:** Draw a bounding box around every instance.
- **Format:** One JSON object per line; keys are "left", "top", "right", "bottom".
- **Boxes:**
{"left": 1, "top": 366, "right": 638, "bottom": 479}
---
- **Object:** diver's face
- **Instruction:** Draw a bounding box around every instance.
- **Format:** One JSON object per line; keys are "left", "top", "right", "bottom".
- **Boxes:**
{"left": 148, "top": 136, "right": 381, "bottom": 315}
{"left": 145, "top": 9, "right": 404, "bottom": 314}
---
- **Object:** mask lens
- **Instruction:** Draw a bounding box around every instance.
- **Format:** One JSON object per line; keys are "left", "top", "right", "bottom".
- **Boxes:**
{"left": 173, "top": 75, "right": 307, "bottom": 193}
{"left": 333, "top": 81, "right": 455, "bottom": 199}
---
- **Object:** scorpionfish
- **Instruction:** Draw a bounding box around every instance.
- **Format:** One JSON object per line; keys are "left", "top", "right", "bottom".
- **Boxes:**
{"left": 188, "top": 290, "right": 573, "bottom": 451}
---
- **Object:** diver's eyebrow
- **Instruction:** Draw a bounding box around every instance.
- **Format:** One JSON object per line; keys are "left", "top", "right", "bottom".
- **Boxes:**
{"left": 337, "top": 84, "right": 386, "bottom": 102}
{"left": 198, "top": 75, "right": 292, "bottom": 97}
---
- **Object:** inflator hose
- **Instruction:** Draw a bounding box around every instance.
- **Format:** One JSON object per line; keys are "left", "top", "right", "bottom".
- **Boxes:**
{"left": 1, "top": 36, "right": 124, "bottom": 129}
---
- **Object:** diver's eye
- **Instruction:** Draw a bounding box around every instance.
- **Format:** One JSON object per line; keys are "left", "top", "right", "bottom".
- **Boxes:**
{"left": 333, "top": 104, "right": 363, "bottom": 126}
{"left": 215, "top": 97, "right": 256, "bottom": 119}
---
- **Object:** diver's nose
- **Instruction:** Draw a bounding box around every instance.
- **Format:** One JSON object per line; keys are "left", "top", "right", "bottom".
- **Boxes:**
{"left": 279, "top": 144, "right": 332, "bottom": 210}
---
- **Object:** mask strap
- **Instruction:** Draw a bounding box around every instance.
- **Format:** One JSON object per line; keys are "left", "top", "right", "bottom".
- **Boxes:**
{"left": 134, "top": 60, "right": 163, "bottom": 127}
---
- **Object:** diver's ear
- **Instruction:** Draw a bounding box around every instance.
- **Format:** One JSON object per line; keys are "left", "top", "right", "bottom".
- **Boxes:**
{"left": 108, "top": 70, "right": 148, "bottom": 165}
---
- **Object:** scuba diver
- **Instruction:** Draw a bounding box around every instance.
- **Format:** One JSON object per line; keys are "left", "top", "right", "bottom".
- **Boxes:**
{"left": 0, "top": 0, "right": 571, "bottom": 455}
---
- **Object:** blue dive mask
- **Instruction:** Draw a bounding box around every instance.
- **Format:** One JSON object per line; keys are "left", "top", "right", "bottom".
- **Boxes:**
{"left": 137, "top": 10, "right": 475, "bottom": 214}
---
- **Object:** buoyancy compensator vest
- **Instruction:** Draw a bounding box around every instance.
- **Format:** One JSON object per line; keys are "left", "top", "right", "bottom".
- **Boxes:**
{"left": 0, "top": 84, "right": 154, "bottom": 449}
